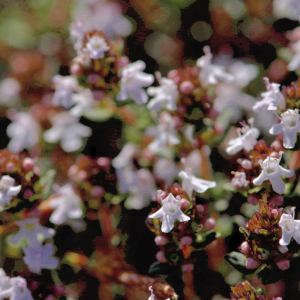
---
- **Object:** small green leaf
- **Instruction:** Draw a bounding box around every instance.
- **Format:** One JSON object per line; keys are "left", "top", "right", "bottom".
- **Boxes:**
{"left": 224, "top": 252, "right": 256, "bottom": 275}
{"left": 83, "top": 108, "right": 113, "bottom": 122}
{"left": 40, "top": 169, "right": 56, "bottom": 199}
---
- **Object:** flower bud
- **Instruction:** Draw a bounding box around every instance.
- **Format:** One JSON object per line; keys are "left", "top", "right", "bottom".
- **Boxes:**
{"left": 239, "top": 241, "right": 250, "bottom": 255}
{"left": 248, "top": 194, "right": 259, "bottom": 205}
{"left": 179, "top": 198, "right": 190, "bottom": 211}
{"left": 167, "top": 70, "right": 178, "bottom": 79}
{"left": 203, "top": 218, "right": 216, "bottom": 230}
{"left": 24, "top": 189, "right": 33, "bottom": 199}
{"left": 270, "top": 140, "right": 284, "bottom": 152}
{"left": 269, "top": 195, "right": 284, "bottom": 207}
{"left": 239, "top": 159, "right": 252, "bottom": 169}
{"left": 179, "top": 81, "right": 194, "bottom": 93}
{"left": 6, "top": 162, "right": 16, "bottom": 173}
{"left": 276, "top": 259, "right": 290, "bottom": 270}
{"left": 180, "top": 236, "right": 193, "bottom": 248}
{"left": 196, "top": 204, "right": 205, "bottom": 214}
{"left": 155, "top": 235, "right": 168, "bottom": 246}
{"left": 271, "top": 209, "right": 279, "bottom": 219}
{"left": 77, "top": 170, "right": 87, "bottom": 182}
{"left": 246, "top": 257, "right": 260, "bottom": 269}
{"left": 22, "top": 158, "right": 35, "bottom": 172}
{"left": 115, "top": 56, "right": 129, "bottom": 69}
{"left": 278, "top": 245, "right": 288, "bottom": 254}
{"left": 70, "top": 63, "right": 81, "bottom": 76}
{"left": 156, "top": 251, "right": 167, "bottom": 263}
{"left": 88, "top": 74, "right": 100, "bottom": 85}
{"left": 91, "top": 186, "right": 105, "bottom": 198}
{"left": 182, "top": 263, "right": 194, "bottom": 272}
{"left": 97, "top": 157, "right": 110, "bottom": 172}
{"left": 33, "top": 166, "right": 40, "bottom": 176}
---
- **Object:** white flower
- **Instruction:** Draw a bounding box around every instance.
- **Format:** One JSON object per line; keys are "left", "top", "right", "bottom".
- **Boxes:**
{"left": 0, "top": 78, "right": 21, "bottom": 106}
{"left": 226, "top": 118, "right": 259, "bottom": 155}
{"left": 43, "top": 112, "right": 92, "bottom": 152}
{"left": 0, "top": 271, "right": 33, "bottom": 300}
{"left": 0, "top": 175, "right": 21, "bottom": 206}
{"left": 279, "top": 207, "right": 300, "bottom": 246}
{"left": 154, "top": 158, "right": 178, "bottom": 186}
{"left": 147, "top": 73, "right": 178, "bottom": 111}
{"left": 148, "top": 286, "right": 155, "bottom": 300}
{"left": 7, "top": 112, "right": 40, "bottom": 153}
{"left": 23, "top": 243, "right": 59, "bottom": 274}
{"left": 69, "top": 89, "right": 94, "bottom": 117}
{"left": 252, "top": 77, "right": 285, "bottom": 112}
{"left": 52, "top": 75, "right": 79, "bottom": 108}
{"left": 69, "top": 20, "right": 85, "bottom": 51}
{"left": 197, "top": 46, "right": 234, "bottom": 85}
{"left": 253, "top": 152, "right": 294, "bottom": 194}
{"left": 149, "top": 192, "right": 190, "bottom": 233}
{"left": 273, "top": 0, "right": 300, "bottom": 21}
{"left": 116, "top": 61, "right": 154, "bottom": 104}
{"left": 124, "top": 169, "right": 157, "bottom": 210}
{"left": 288, "top": 39, "right": 300, "bottom": 71}
{"left": 112, "top": 143, "right": 138, "bottom": 169}
{"left": 229, "top": 61, "right": 259, "bottom": 88}
{"left": 147, "top": 112, "right": 180, "bottom": 153}
{"left": 83, "top": 36, "right": 110, "bottom": 59}
{"left": 178, "top": 158, "right": 216, "bottom": 199}
{"left": 270, "top": 109, "right": 300, "bottom": 149}
{"left": 49, "top": 184, "right": 83, "bottom": 225}
{"left": 11, "top": 218, "right": 55, "bottom": 249}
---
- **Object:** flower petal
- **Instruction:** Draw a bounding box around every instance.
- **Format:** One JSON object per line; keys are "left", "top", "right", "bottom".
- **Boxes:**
{"left": 149, "top": 207, "right": 164, "bottom": 219}
{"left": 270, "top": 176, "right": 286, "bottom": 194}
{"left": 269, "top": 123, "right": 283, "bottom": 135}
{"left": 253, "top": 170, "right": 268, "bottom": 186}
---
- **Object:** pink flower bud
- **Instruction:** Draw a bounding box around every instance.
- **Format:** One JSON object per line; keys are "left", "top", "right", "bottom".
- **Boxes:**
{"left": 240, "top": 241, "right": 250, "bottom": 255}
{"left": 77, "top": 170, "right": 87, "bottom": 182}
{"left": 155, "top": 235, "right": 168, "bottom": 246}
{"left": 97, "top": 157, "right": 110, "bottom": 171}
{"left": 115, "top": 56, "right": 129, "bottom": 69}
{"left": 270, "top": 140, "right": 284, "bottom": 153}
{"left": 70, "top": 63, "right": 81, "bottom": 76}
{"left": 240, "top": 159, "right": 252, "bottom": 169}
{"left": 182, "top": 263, "right": 194, "bottom": 272}
{"left": 91, "top": 186, "right": 105, "bottom": 197}
{"left": 179, "top": 81, "right": 194, "bottom": 93}
{"left": 24, "top": 189, "right": 33, "bottom": 199}
{"left": 270, "top": 195, "right": 284, "bottom": 207}
{"left": 45, "top": 295, "right": 55, "bottom": 300}
{"left": 156, "top": 251, "right": 167, "bottom": 263}
{"left": 246, "top": 258, "right": 260, "bottom": 269}
{"left": 271, "top": 209, "right": 279, "bottom": 219}
{"left": 88, "top": 74, "right": 100, "bottom": 85}
{"left": 179, "top": 198, "right": 190, "bottom": 211}
{"left": 22, "top": 158, "right": 34, "bottom": 172}
{"left": 167, "top": 70, "right": 178, "bottom": 79}
{"left": 6, "top": 162, "right": 16, "bottom": 173}
{"left": 203, "top": 218, "right": 216, "bottom": 230}
{"left": 276, "top": 259, "right": 290, "bottom": 270}
{"left": 278, "top": 245, "right": 288, "bottom": 254}
{"left": 33, "top": 166, "right": 40, "bottom": 176}
{"left": 248, "top": 195, "right": 259, "bottom": 205}
{"left": 196, "top": 204, "right": 205, "bottom": 213}
{"left": 31, "top": 281, "right": 39, "bottom": 290}
{"left": 180, "top": 236, "right": 193, "bottom": 248}
{"left": 270, "top": 152, "right": 281, "bottom": 159}
{"left": 68, "top": 165, "right": 79, "bottom": 178}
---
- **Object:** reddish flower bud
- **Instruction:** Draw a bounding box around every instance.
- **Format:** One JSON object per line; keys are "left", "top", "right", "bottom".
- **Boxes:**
{"left": 248, "top": 194, "right": 259, "bottom": 205}
{"left": 22, "top": 158, "right": 35, "bottom": 172}
{"left": 179, "top": 198, "right": 190, "bottom": 211}
{"left": 246, "top": 258, "right": 260, "bottom": 269}
{"left": 24, "top": 189, "right": 33, "bottom": 199}
{"left": 276, "top": 259, "right": 290, "bottom": 270}
{"left": 239, "top": 241, "right": 251, "bottom": 256}
{"left": 6, "top": 162, "right": 16, "bottom": 173}
{"left": 156, "top": 251, "right": 167, "bottom": 262}
{"left": 155, "top": 235, "right": 168, "bottom": 246}
{"left": 196, "top": 204, "right": 205, "bottom": 214}
{"left": 91, "top": 186, "right": 105, "bottom": 197}
{"left": 270, "top": 195, "right": 284, "bottom": 207}
{"left": 203, "top": 218, "right": 216, "bottom": 230}
{"left": 182, "top": 263, "right": 194, "bottom": 272}
{"left": 179, "top": 81, "right": 194, "bottom": 93}
{"left": 180, "top": 236, "right": 193, "bottom": 248}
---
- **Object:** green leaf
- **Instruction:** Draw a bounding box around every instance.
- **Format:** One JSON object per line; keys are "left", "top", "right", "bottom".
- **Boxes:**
{"left": 40, "top": 169, "right": 56, "bottom": 199}
{"left": 224, "top": 252, "right": 256, "bottom": 275}
{"left": 193, "top": 231, "right": 221, "bottom": 248}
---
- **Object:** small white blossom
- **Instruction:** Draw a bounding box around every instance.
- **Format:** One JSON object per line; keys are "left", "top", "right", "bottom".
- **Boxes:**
{"left": 0, "top": 175, "right": 21, "bottom": 207}
{"left": 43, "top": 112, "right": 92, "bottom": 152}
{"left": 273, "top": 0, "right": 300, "bottom": 21}
{"left": 147, "top": 73, "right": 178, "bottom": 111}
{"left": 112, "top": 143, "right": 138, "bottom": 169}
{"left": 270, "top": 109, "right": 300, "bottom": 149}
{"left": 147, "top": 112, "right": 180, "bottom": 153}
{"left": 178, "top": 158, "right": 216, "bottom": 199}
{"left": 7, "top": 112, "right": 40, "bottom": 153}
{"left": 23, "top": 243, "right": 59, "bottom": 274}
{"left": 70, "top": 89, "right": 94, "bottom": 117}
{"left": 154, "top": 158, "right": 178, "bottom": 186}
{"left": 252, "top": 77, "right": 285, "bottom": 112}
{"left": 279, "top": 207, "right": 300, "bottom": 246}
{"left": 52, "top": 75, "right": 79, "bottom": 108}
{"left": 117, "top": 61, "right": 154, "bottom": 104}
{"left": 253, "top": 152, "right": 294, "bottom": 194}
{"left": 49, "top": 184, "right": 83, "bottom": 225}
{"left": 83, "top": 36, "right": 110, "bottom": 59}
{"left": 0, "top": 270, "right": 33, "bottom": 300}
{"left": 226, "top": 118, "right": 259, "bottom": 155}
{"left": 69, "top": 20, "right": 85, "bottom": 51}
{"left": 149, "top": 192, "right": 190, "bottom": 233}
{"left": 197, "top": 46, "right": 234, "bottom": 85}
{"left": 11, "top": 218, "right": 55, "bottom": 249}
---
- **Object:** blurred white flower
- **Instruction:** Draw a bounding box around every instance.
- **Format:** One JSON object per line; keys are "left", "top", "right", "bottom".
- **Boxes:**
{"left": 112, "top": 143, "right": 138, "bottom": 169}
{"left": 52, "top": 75, "right": 79, "bottom": 108}
{"left": 117, "top": 61, "right": 154, "bottom": 104}
{"left": 270, "top": 109, "right": 300, "bottom": 149}
{"left": 49, "top": 184, "right": 83, "bottom": 225}
{"left": 147, "top": 112, "right": 180, "bottom": 153}
{"left": 228, "top": 61, "right": 258, "bottom": 88}
{"left": 226, "top": 118, "right": 259, "bottom": 155}
{"left": 279, "top": 207, "right": 300, "bottom": 246}
{"left": 83, "top": 36, "right": 110, "bottom": 59}
{"left": 149, "top": 192, "right": 190, "bottom": 233}
{"left": 43, "top": 112, "right": 92, "bottom": 152}
{"left": 23, "top": 243, "right": 59, "bottom": 274}
{"left": 11, "top": 218, "right": 55, "bottom": 249}
{"left": 273, "top": 0, "right": 300, "bottom": 21}
{"left": 7, "top": 112, "right": 40, "bottom": 153}
{"left": 69, "top": 20, "right": 86, "bottom": 51}
{"left": 288, "top": 40, "right": 300, "bottom": 71}
{"left": 197, "top": 46, "right": 234, "bottom": 85}
{"left": 154, "top": 158, "right": 178, "bottom": 186}
{"left": 147, "top": 73, "right": 178, "bottom": 111}
{"left": 0, "top": 271, "right": 33, "bottom": 300}
{"left": 0, "top": 78, "right": 21, "bottom": 106}
{"left": 0, "top": 175, "right": 21, "bottom": 207}
{"left": 252, "top": 77, "right": 285, "bottom": 112}
{"left": 179, "top": 158, "right": 216, "bottom": 199}
{"left": 70, "top": 89, "right": 94, "bottom": 117}
{"left": 253, "top": 152, "right": 294, "bottom": 194}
